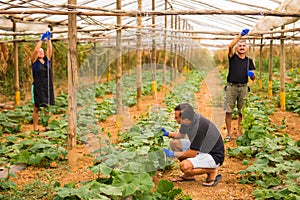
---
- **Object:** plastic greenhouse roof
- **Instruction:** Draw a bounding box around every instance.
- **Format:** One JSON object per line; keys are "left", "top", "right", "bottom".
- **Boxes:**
{"left": 0, "top": 0, "right": 299, "bottom": 51}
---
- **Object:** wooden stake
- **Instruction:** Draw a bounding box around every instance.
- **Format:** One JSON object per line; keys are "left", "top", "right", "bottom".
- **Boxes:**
{"left": 116, "top": 0, "right": 123, "bottom": 114}
{"left": 13, "top": 20, "right": 20, "bottom": 106}
{"left": 162, "top": 0, "right": 167, "bottom": 93}
{"left": 67, "top": 0, "right": 78, "bottom": 167}
{"left": 258, "top": 37, "right": 263, "bottom": 90}
{"left": 151, "top": 0, "right": 157, "bottom": 99}
{"left": 279, "top": 26, "right": 286, "bottom": 111}
{"left": 268, "top": 36, "right": 273, "bottom": 98}
{"left": 136, "top": 0, "right": 142, "bottom": 111}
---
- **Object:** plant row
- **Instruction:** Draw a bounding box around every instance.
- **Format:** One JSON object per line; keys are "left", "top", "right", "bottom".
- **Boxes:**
{"left": 228, "top": 92, "right": 300, "bottom": 199}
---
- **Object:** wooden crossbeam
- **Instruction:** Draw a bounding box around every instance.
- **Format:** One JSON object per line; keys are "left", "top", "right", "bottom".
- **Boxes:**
{"left": 0, "top": 9, "right": 299, "bottom": 17}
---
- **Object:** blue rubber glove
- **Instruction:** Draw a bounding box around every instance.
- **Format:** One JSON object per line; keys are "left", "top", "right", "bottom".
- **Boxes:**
{"left": 241, "top": 28, "right": 250, "bottom": 36}
{"left": 40, "top": 32, "right": 47, "bottom": 41}
{"left": 163, "top": 148, "right": 174, "bottom": 157}
{"left": 161, "top": 128, "right": 169, "bottom": 136}
{"left": 46, "top": 31, "right": 51, "bottom": 40}
{"left": 248, "top": 70, "right": 254, "bottom": 78}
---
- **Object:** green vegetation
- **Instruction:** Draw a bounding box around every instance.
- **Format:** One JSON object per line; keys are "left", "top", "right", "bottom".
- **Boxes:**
{"left": 0, "top": 69, "right": 204, "bottom": 199}
{"left": 225, "top": 71, "right": 300, "bottom": 199}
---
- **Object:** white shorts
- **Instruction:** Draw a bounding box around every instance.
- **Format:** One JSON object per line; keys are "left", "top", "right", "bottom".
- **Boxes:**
{"left": 187, "top": 153, "right": 219, "bottom": 168}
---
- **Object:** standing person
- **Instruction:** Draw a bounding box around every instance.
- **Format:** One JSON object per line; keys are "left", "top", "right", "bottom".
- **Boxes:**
{"left": 162, "top": 103, "right": 224, "bottom": 187}
{"left": 31, "top": 31, "right": 54, "bottom": 131}
{"left": 224, "top": 29, "right": 256, "bottom": 141}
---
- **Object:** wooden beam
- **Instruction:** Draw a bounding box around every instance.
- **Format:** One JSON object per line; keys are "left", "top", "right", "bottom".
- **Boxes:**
{"left": 0, "top": 9, "right": 300, "bottom": 17}
{"left": 0, "top": 24, "right": 299, "bottom": 37}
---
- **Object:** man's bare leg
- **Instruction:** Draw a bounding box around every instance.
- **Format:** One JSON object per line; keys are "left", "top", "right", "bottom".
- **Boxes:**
{"left": 225, "top": 112, "right": 232, "bottom": 140}
{"left": 180, "top": 160, "right": 218, "bottom": 183}
{"left": 237, "top": 112, "right": 243, "bottom": 137}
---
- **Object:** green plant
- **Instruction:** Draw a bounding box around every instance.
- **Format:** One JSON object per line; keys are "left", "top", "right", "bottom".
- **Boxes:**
{"left": 0, "top": 166, "right": 17, "bottom": 191}
{"left": 228, "top": 93, "right": 300, "bottom": 199}
{"left": 1, "top": 179, "right": 55, "bottom": 200}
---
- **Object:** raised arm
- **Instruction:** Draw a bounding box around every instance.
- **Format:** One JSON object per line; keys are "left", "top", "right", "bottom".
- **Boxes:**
{"left": 46, "top": 31, "right": 52, "bottom": 60}
{"left": 31, "top": 40, "right": 43, "bottom": 63}
{"left": 31, "top": 31, "right": 48, "bottom": 63}
{"left": 228, "top": 29, "right": 249, "bottom": 58}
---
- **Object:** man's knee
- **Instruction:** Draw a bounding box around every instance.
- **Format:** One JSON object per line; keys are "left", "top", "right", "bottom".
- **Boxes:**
{"left": 170, "top": 139, "right": 182, "bottom": 151}
{"left": 180, "top": 160, "right": 193, "bottom": 173}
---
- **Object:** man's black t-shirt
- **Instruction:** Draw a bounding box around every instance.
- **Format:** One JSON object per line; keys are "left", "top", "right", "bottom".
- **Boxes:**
{"left": 227, "top": 54, "right": 255, "bottom": 84}
{"left": 179, "top": 114, "right": 225, "bottom": 166}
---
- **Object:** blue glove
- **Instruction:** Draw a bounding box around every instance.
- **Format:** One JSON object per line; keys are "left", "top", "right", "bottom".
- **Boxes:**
{"left": 46, "top": 31, "right": 51, "bottom": 40}
{"left": 163, "top": 148, "right": 174, "bottom": 157}
{"left": 247, "top": 70, "right": 254, "bottom": 78}
{"left": 40, "top": 32, "right": 47, "bottom": 41}
{"left": 161, "top": 128, "right": 169, "bottom": 136}
{"left": 241, "top": 29, "right": 250, "bottom": 36}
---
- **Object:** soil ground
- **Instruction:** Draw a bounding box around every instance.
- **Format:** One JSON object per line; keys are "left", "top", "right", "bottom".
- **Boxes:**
{"left": 2, "top": 68, "right": 300, "bottom": 200}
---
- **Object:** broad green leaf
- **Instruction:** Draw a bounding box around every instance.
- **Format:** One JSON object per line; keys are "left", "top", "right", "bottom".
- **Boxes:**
{"left": 11, "top": 151, "right": 30, "bottom": 164}
{"left": 45, "top": 149, "right": 58, "bottom": 160}
{"left": 263, "top": 174, "right": 281, "bottom": 188}
{"left": 17, "top": 139, "right": 35, "bottom": 147}
{"left": 293, "top": 161, "right": 300, "bottom": 171}
{"left": 29, "top": 142, "right": 52, "bottom": 152}
{"left": 168, "top": 188, "right": 182, "bottom": 199}
{"left": 4, "top": 136, "right": 19, "bottom": 142}
{"left": 90, "top": 163, "right": 113, "bottom": 176}
{"left": 136, "top": 146, "right": 150, "bottom": 155}
{"left": 121, "top": 151, "right": 136, "bottom": 159}
{"left": 112, "top": 173, "right": 137, "bottom": 196}
{"left": 156, "top": 179, "right": 174, "bottom": 193}
{"left": 120, "top": 161, "right": 145, "bottom": 173}
{"left": 29, "top": 153, "right": 45, "bottom": 165}
{"left": 242, "top": 159, "right": 250, "bottom": 165}
{"left": 97, "top": 183, "right": 122, "bottom": 196}
{"left": 133, "top": 173, "right": 154, "bottom": 191}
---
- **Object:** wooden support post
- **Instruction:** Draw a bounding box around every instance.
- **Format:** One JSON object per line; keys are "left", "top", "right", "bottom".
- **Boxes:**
{"left": 162, "top": 0, "right": 167, "bottom": 93}
{"left": 94, "top": 42, "right": 98, "bottom": 83}
{"left": 170, "top": 15, "right": 173, "bottom": 84}
{"left": 12, "top": 20, "right": 20, "bottom": 106}
{"left": 127, "top": 43, "right": 132, "bottom": 75}
{"left": 107, "top": 42, "right": 111, "bottom": 82}
{"left": 173, "top": 16, "right": 178, "bottom": 78}
{"left": 116, "top": 0, "right": 123, "bottom": 114}
{"left": 252, "top": 39, "right": 255, "bottom": 69}
{"left": 178, "top": 17, "right": 183, "bottom": 73}
{"left": 67, "top": 0, "right": 78, "bottom": 166}
{"left": 279, "top": 26, "right": 286, "bottom": 111}
{"left": 291, "top": 23, "right": 295, "bottom": 72}
{"left": 258, "top": 37, "right": 263, "bottom": 90}
{"left": 151, "top": 0, "right": 157, "bottom": 98}
{"left": 136, "top": 0, "right": 142, "bottom": 111}
{"left": 185, "top": 21, "right": 190, "bottom": 72}
{"left": 187, "top": 24, "right": 191, "bottom": 72}
{"left": 268, "top": 37, "right": 273, "bottom": 98}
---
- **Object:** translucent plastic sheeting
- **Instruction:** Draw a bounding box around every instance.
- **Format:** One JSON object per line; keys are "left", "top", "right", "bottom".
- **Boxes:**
{"left": 251, "top": 0, "right": 300, "bottom": 32}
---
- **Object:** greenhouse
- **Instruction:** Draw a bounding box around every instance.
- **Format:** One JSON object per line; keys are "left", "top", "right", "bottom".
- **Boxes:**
{"left": 0, "top": 0, "right": 299, "bottom": 199}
